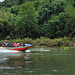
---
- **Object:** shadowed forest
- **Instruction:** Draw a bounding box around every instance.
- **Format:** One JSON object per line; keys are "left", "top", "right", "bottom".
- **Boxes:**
{"left": 0, "top": 0, "right": 75, "bottom": 40}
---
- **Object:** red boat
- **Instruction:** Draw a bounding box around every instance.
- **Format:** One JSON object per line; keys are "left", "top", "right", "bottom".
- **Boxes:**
{"left": 4, "top": 46, "right": 33, "bottom": 51}
{"left": 2, "top": 42, "right": 42, "bottom": 51}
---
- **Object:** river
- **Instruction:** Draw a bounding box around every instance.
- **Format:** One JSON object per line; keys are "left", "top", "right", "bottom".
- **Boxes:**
{"left": 0, "top": 47, "right": 75, "bottom": 75}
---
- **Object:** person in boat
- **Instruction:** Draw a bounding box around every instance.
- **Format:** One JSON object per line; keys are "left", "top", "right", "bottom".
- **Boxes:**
{"left": 7, "top": 42, "right": 11, "bottom": 47}
{"left": 0, "top": 43, "right": 2, "bottom": 46}
{"left": 17, "top": 42, "right": 20, "bottom": 47}
{"left": 3, "top": 40, "right": 8, "bottom": 47}
{"left": 23, "top": 43, "right": 26, "bottom": 46}
{"left": 21, "top": 42, "right": 23, "bottom": 46}
{"left": 13, "top": 42, "right": 17, "bottom": 47}
{"left": 19, "top": 42, "right": 22, "bottom": 46}
{"left": 2, "top": 43, "right": 4, "bottom": 47}
{"left": 16, "top": 42, "right": 22, "bottom": 47}
{"left": 10, "top": 42, "right": 14, "bottom": 47}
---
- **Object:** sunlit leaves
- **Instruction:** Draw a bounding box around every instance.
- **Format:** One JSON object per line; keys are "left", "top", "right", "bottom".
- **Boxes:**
{"left": 0, "top": 10, "right": 16, "bottom": 39}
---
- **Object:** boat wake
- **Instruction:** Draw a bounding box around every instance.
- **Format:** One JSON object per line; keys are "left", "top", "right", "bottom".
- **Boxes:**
{"left": 0, "top": 47, "right": 23, "bottom": 61}
{"left": 0, "top": 47, "right": 19, "bottom": 52}
{"left": 31, "top": 48, "right": 50, "bottom": 51}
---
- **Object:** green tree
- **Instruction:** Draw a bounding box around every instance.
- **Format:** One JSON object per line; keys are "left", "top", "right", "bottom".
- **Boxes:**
{"left": 15, "top": 2, "right": 39, "bottom": 38}
{"left": 37, "top": 0, "right": 66, "bottom": 38}
{"left": 64, "top": 3, "right": 75, "bottom": 38}
{"left": 0, "top": 10, "right": 16, "bottom": 39}
{"left": 0, "top": 0, "right": 25, "bottom": 8}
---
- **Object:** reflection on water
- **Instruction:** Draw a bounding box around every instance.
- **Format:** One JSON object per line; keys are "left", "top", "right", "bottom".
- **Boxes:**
{"left": 0, "top": 47, "right": 75, "bottom": 75}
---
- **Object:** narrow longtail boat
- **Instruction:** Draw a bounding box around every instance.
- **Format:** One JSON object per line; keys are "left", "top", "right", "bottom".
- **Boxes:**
{"left": 2, "top": 42, "right": 43, "bottom": 51}
{"left": 3, "top": 46, "right": 33, "bottom": 51}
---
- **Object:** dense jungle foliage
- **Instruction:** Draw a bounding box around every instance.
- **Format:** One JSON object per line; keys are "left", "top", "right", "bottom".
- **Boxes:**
{"left": 0, "top": 0, "right": 75, "bottom": 40}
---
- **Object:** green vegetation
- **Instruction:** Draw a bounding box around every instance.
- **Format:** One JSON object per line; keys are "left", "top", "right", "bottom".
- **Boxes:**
{"left": 0, "top": 37, "right": 75, "bottom": 46}
{"left": 0, "top": 0, "right": 75, "bottom": 43}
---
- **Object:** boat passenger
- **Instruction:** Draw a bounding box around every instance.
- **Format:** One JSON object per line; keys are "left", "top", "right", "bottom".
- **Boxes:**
{"left": 4, "top": 40, "right": 8, "bottom": 47}
{"left": 7, "top": 42, "right": 11, "bottom": 47}
{"left": 19, "top": 42, "right": 21, "bottom": 46}
{"left": 11, "top": 42, "right": 14, "bottom": 47}
{"left": 23, "top": 43, "right": 26, "bottom": 46}
{"left": 13, "top": 42, "right": 17, "bottom": 47}
{"left": 2, "top": 43, "right": 4, "bottom": 47}
{"left": 21, "top": 42, "right": 23, "bottom": 46}
{"left": 2, "top": 43, "right": 6, "bottom": 47}
{"left": 0, "top": 43, "right": 2, "bottom": 46}
{"left": 17, "top": 43, "right": 19, "bottom": 47}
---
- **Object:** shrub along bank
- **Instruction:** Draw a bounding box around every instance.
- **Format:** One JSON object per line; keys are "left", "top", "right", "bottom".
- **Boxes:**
{"left": 0, "top": 37, "right": 75, "bottom": 47}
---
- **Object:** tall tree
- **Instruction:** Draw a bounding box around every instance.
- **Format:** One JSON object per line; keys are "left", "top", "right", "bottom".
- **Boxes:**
{"left": 0, "top": 10, "right": 16, "bottom": 39}
{"left": 15, "top": 2, "right": 39, "bottom": 38}
{"left": 37, "top": 0, "right": 66, "bottom": 38}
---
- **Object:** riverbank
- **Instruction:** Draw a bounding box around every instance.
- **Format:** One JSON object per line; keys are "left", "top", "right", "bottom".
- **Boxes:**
{"left": 0, "top": 37, "right": 75, "bottom": 47}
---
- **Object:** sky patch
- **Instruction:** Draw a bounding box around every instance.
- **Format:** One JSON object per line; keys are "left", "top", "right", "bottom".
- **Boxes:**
{"left": 0, "top": 0, "right": 5, "bottom": 2}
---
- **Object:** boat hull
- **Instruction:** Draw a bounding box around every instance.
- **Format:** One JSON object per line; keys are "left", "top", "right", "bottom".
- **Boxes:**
{"left": 3, "top": 46, "right": 32, "bottom": 51}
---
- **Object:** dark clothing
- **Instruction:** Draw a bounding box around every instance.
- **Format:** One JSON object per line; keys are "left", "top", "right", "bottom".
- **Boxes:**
{"left": 0, "top": 43, "right": 2, "bottom": 46}
{"left": 23, "top": 43, "right": 25, "bottom": 46}
{"left": 7, "top": 43, "right": 10, "bottom": 47}
{"left": 19, "top": 44, "right": 21, "bottom": 46}
{"left": 11, "top": 44, "right": 14, "bottom": 47}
